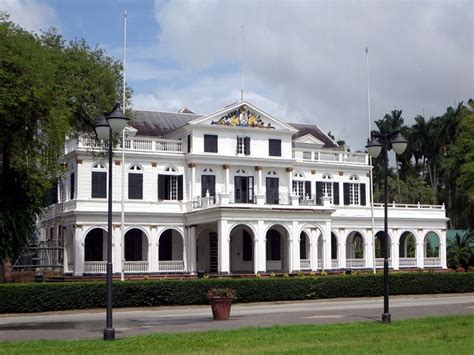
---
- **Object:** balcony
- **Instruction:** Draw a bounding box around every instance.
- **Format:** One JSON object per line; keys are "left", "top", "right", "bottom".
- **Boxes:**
{"left": 293, "top": 150, "right": 368, "bottom": 165}
{"left": 65, "top": 136, "right": 183, "bottom": 154}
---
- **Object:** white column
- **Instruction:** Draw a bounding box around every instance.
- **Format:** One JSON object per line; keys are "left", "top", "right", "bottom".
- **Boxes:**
{"left": 287, "top": 169, "right": 293, "bottom": 194}
{"left": 189, "top": 226, "right": 197, "bottom": 273}
{"left": 339, "top": 231, "right": 347, "bottom": 269}
{"left": 365, "top": 229, "right": 374, "bottom": 269}
{"left": 258, "top": 168, "right": 263, "bottom": 194}
{"left": 416, "top": 230, "right": 424, "bottom": 268}
{"left": 256, "top": 221, "right": 266, "bottom": 273}
{"left": 309, "top": 230, "right": 317, "bottom": 271}
{"left": 291, "top": 221, "right": 299, "bottom": 272}
{"left": 392, "top": 242, "right": 400, "bottom": 270}
{"left": 73, "top": 227, "right": 84, "bottom": 276}
{"left": 191, "top": 164, "right": 196, "bottom": 200}
{"left": 224, "top": 165, "right": 230, "bottom": 194}
{"left": 440, "top": 230, "right": 447, "bottom": 269}
{"left": 323, "top": 222, "right": 332, "bottom": 270}
{"left": 113, "top": 228, "right": 121, "bottom": 273}
{"left": 218, "top": 219, "right": 230, "bottom": 273}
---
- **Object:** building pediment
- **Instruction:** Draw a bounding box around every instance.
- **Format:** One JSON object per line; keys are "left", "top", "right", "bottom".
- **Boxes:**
{"left": 188, "top": 101, "right": 298, "bottom": 132}
{"left": 294, "top": 134, "right": 325, "bottom": 146}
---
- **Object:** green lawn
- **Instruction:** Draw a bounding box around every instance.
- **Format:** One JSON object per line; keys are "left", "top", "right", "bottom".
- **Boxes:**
{"left": 0, "top": 315, "right": 473, "bottom": 354}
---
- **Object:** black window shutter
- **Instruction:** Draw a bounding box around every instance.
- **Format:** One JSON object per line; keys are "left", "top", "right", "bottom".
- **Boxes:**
{"left": 187, "top": 135, "right": 191, "bottom": 153}
{"left": 304, "top": 181, "right": 312, "bottom": 199}
{"left": 158, "top": 174, "right": 167, "bottom": 200}
{"left": 129, "top": 174, "right": 143, "bottom": 199}
{"left": 92, "top": 172, "right": 106, "bottom": 198}
{"left": 70, "top": 173, "right": 75, "bottom": 200}
{"left": 360, "top": 183, "right": 366, "bottom": 205}
{"left": 244, "top": 137, "right": 251, "bottom": 155}
{"left": 177, "top": 175, "right": 183, "bottom": 200}
{"left": 236, "top": 137, "right": 239, "bottom": 154}
{"left": 343, "top": 183, "right": 350, "bottom": 205}
{"left": 333, "top": 182, "right": 340, "bottom": 205}
{"left": 316, "top": 181, "right": 323, "bottom": 205}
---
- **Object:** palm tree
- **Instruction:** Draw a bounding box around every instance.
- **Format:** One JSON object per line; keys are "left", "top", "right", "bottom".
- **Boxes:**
{"left": 447, "top": 232, "right": 474, "bottom": 271}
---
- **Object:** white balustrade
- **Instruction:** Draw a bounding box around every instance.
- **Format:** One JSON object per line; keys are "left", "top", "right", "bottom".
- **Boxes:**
{"left": 124, "top": 261, "right": 149, "bottom": 273}
{"left": 424, "top": 257, "right": 441, "bottom": 267}
{"left": 84, "top": 261, "right": 107, "bottom": 273}
{"left": 73, "top": 136, "right": 183, "bottom": 153}
{"left": 300, "top": 259, "right": 310, "bottom": 270}
{"left": 317, "top": 259, "right": 322, "bottom": 269}
{"left": 266, "top": 260, "right": 282, "bottom": 271}
{"left": 375, "top": 258, "right": 392, "bottom": 268}
{"left": 399, "top": 258, "right": 417, "bottom": 267}
{"left": 158, "top": 260, "right": 185, "bottom": 272}
{"left": 331, "top": 259, "right": 339, "bottom": 268}
{"left": 346, "top": 259, "right": 366, "bottom": 268}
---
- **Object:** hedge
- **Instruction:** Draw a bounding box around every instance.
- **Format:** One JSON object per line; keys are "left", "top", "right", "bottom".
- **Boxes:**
{"left": 1, "top": 272, "right": 474, "bottom": 314}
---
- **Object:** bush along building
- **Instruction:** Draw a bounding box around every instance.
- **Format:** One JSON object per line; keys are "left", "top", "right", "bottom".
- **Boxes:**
{"left": 39, "top": 101, "right": 448, "bottom": 276}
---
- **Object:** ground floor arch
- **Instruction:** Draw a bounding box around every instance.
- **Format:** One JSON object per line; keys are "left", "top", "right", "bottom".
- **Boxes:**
{"left": 123, "top": 228, "right": 149, "bottom": 273}
{"left": 230, "top": 224, "right": 255, "bottom": 273}
{"left": 424, "top": 232, "right": 440, "bottom": 257}
{"left": 346, "top": 231, "right": 365, "bottom": 268}
{"left": 84, "top": 228, "right": 106, "bottom": 262}
{"left": 158, "top": 228, "right": 185, "bottom": 272}
{"left": 399, "top": 231, "right": 416, "bottom": 258}
{"left": 375, "top": 231, "right": 391, "bottom": 258}
{"left": 196, "top": 227, "right": 218, "bottom": 273}
{"left": 266, "top": 225, "right": 290, "bottom": 273}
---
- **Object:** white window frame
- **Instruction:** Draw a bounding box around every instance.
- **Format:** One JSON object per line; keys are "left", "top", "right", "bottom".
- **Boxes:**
{"left": 349, "top": 175, "right": 360, "bottom": 205}
{"left": 322, "top": 173, "right": 333, "bottom": 204}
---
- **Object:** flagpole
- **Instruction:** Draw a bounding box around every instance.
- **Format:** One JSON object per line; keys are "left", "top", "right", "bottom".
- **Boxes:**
{"left": 366, "top": 47, "right": 377, "bottom": 275}
{"left": 120, "top": 10, "right": 127, "bottom": 282}
{"left": 241, "top": 25, "right": 244, "bottom": 101}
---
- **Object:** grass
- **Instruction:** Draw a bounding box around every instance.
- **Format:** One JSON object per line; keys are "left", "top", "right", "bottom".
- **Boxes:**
{"left": 0, "top": 315, "right": 473, "bottom": 354}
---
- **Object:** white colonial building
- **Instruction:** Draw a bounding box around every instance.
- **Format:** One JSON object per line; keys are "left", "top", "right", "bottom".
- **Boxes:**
{"left": 40, "top": 101, "right": 448, "bottom": 276}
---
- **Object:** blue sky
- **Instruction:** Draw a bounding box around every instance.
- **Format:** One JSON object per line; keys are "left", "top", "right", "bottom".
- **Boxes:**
{"left": 3, "top": 0, "right": 473, "bottom": 150}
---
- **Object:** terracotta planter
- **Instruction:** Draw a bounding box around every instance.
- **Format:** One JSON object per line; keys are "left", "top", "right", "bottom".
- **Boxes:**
{"left": 209, "top": 297, "right": 233, "bottom": 320}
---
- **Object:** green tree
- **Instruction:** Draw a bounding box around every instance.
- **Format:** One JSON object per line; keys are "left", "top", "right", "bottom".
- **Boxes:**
{"left": 0, "top": 17, "right": 128, "bottom": 261}
{"left": 447, "top": 232, "right": 474, "bottom": 270}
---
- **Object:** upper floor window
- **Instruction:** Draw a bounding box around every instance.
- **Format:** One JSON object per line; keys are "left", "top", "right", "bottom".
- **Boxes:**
{"left": 322, "top": 174, "right": 333, "bottom": 203}
{"left": 292, "top": 172, "right": 311, "bottom": 202}
{"left": 303, "top": 151, "right": 312, "bottom": 160}
{"left": 91, "top": 163, "right": 106, "bottom": 198}
{"left": 201, "top": 167, "right": 215, "bottom": 197}
{"left": 204, "top": 134, "right": 218, "bottom": 153}
{"left": 158, "top": 166, "right": 183, "bottom": 201}
{"left": 269, "top": 139, "right": 281, "bottom": 157}
{"left": 128, "top": 165, "right": 143, "bottom": 200}
{"left": 343, "top": 175, "right": 365, "bottom": 206}
{"left": 237, "top": 136, "right": 251, "bottom": 155}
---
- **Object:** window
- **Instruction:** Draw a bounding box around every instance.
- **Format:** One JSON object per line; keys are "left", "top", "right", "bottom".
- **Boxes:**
{"left": 158, "top": 169, "right": 183, "bottom": 200}
{"left": 292, "top": 172, "right": 311, "bottom": 202}
{"left": 128, "top": 165, "right": 143, "bottom": 200}
{"left": 237, "top": 136, "right": 251, "bottom": 155}
{"left": 303, "top": 151, "right": 312, "bottom": 160}
{"left": 91, "top": 163, "right": 106, "bottom": 198}
{"left": 269, "top": 139, "right": 281, "bottom": 156}
{"left": 343, "top": 175, "right": 366, "bottom": 206}
{"left": 204, "top": 134, "right": 218, "bottom": 153}
{"left": 242, "top": 230, "right": 252, "bottom": 261}
{"left": 201, "top": 175, "right": 216, "bottom": 197}
{"left": 70, "top": 172, "right": 75, "bottom": 200}
{"left": 316, "top": 174, "right": 339, "bottom": 205}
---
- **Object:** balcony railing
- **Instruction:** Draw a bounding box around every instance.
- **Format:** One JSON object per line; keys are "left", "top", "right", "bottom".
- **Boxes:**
{"left": 375, "top": 258, "right": 392, "bottom": 268}
{"left": 124, "top": 261, "right": 149, "bottom": 273}
{"left": 84, "top": 261, "right": 107, "bottom": 273}
{"left": 317, "top": 259, "right": 322, "bottom": 269}
{"left": 266, "top": 260, "right": 282, "bottom": 271}
{"left": 158, "top": 260, "right": 185, "bottom": 272}
{"left": 331, "top": 259, "right": 339, "bottom": 268}
{"left": 346, "top": 259, "right": 365, "bottom": 268}
{"left": 399, "top": 258, "right": 417, "bottom": 267}
{"left": 294, "top": 150, "right": 368, "bottom": 165}
{"left": 67, "top": 136, "right": 183, "bottom": 154}
{"left": 300, "top": 259, "right": 310, "bottom": 270}
{"left": 373, "top": 202, "right": 445, "bottom": 210}
{"left": 424, "top": 257, "right": 441, "bottom": 267}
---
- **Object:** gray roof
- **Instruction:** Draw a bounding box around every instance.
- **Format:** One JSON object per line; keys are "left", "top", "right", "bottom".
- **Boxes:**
{"left": 131, "top": 110, "right": 202, "bottom": 136}
{"left": 131, "top": 110, "right": 338, "bottom": 148}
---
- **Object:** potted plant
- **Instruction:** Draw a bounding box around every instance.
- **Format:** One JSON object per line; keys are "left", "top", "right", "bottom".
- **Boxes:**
{"left": 207, "top": 288, "right": 236, "bottom": 320}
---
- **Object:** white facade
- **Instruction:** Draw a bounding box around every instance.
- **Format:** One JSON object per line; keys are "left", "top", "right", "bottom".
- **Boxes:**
{"left": 40, "top": 101, "right": 448, "bottom": 275}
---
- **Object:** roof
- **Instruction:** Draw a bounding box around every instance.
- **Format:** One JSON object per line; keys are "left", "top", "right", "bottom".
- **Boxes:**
{"left": 131, "top": 110, "right": 338, "bottom": 148}
{"left": 289, "top": 123, "right": 339, "bottom": 148}
{"left": 131, "top": 110, "right": 202, "bottom": 136}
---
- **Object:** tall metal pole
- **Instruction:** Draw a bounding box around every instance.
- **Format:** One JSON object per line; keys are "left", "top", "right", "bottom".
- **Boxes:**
{"left": 382, "top": 134, "right": 391, "bottom": 323}
{"left": 120, "top": 10, "right": 127, "bottom": 282}
{"left": 104, "top": 127, "right": 115, "bottom": 340}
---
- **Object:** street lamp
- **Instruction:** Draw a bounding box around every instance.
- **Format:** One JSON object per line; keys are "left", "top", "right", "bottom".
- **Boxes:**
{"left": 95, "top": 103, "right": 129, "bottom": 340}
{"left": 366, "top": 130, "right": 408, "bottom": 323}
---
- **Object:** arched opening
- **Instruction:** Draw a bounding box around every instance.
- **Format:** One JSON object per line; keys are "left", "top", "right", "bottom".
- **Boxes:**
{"left": 230, "top": 225, "right": 254, "bottom": 273}
{"left": 300, "top": 231, "right": 310, "bottom": 270}
{"left": 158, "top": 229, "right": 184, "bottom": 272}
{"left": 399, "top": 231, "right": 417, "bottom": 268}
{"left": 346, "top": 231, "right": 365, "bottom": 268}
{"left": 124, "top": 228, "right": 149, "bottom": 273}
{"left": 266, "top": 225, "right": 289, "bottom": 272}
{"left": 83, "top": 228, "right": 106, "bottom": 273}
{"left": 375, "top": 231, "right": 392, "bottom": 268}
{"left": 196, "top": 228, "right": 218, "bottom": 273}
{"left": 317, "top": 233, "right": 323, "bottom": 269}
{"left": 331, "top": 232, "right": 338, "bottom": 260}
{"left": 424, "top": 232, "right": 441, "bottom": 267}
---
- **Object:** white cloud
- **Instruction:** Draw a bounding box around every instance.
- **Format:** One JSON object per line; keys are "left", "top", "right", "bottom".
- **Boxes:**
{"left": 147, "top": 0, "right": 472, "bottom": 150}
{"left": 2, "top": 0, "right": 59, "bottom": 32}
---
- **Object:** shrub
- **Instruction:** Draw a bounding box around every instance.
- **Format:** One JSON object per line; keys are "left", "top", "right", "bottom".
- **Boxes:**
{"left": 207, "top": 288, "right": 236, "bottom": 300}
{"left": 1, "top": 272, "right": 474, "bottom": 313}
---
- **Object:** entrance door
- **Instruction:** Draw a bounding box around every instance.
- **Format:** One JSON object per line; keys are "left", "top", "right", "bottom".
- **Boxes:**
{"left": 266, "top": 177, "right": 279, "bottom": 204}
{"left": 235, "top": 176, "right": 254, "bottom": 203}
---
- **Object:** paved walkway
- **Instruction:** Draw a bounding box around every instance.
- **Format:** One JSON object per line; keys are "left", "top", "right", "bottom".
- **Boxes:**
{"left": 0, "top": 293, "right": 473, "bottom": 341}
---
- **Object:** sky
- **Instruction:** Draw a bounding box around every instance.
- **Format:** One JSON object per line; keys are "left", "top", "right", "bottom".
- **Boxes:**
{"left": 3, "top": 0, "right": 473, "bottom": 151}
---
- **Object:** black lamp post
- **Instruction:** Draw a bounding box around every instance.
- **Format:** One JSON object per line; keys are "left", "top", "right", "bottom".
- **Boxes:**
{"left": 95, "top": 103, "right": 129, "bottom": 340}
{"left": 366, "top": 131, "right": 408, "bottom": 323}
